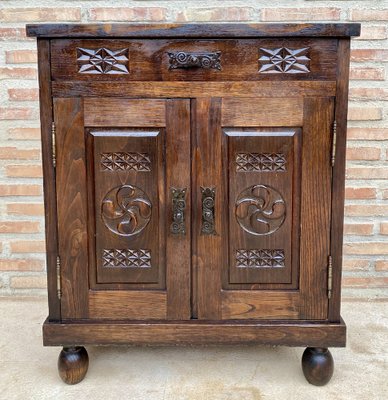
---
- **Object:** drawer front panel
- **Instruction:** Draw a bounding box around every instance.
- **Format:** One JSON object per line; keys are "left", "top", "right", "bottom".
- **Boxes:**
{"left": 50, "top": 38, "right": 338, "bottom": 81}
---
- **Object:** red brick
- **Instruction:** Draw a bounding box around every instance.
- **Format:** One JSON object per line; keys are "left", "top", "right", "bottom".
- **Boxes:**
{"left": 10, "top": 240, "right": 46, "bottom": 253}
{"left": 350, "top": 67, "right": 385, "bottom": 81}
{"left": 349, "top": 88, "right": 388, "bottom": 101}
{"left": 342, "top": 258, "right": 370, "bottom": 271}
{"left": 375, "top": 260, "right": 388, "bottom": 271}
{"left": 0, "top": 107, "right": 38, "bottom": 120}
{"left": 6, "top": 50, "right": 37, "bottom": 64}
{"left": 344, "top": 242, "right": 388, "bottom": 255}
{"left": 0, "top": 8, "right": 81, "bottom": 22}
{"left": 261, "top": 8, "right": 340, "bottom": 21}
{"left": 0, "top": 185, "right": 42, "bottom": 196}
{"left": 356, "top": 25, "right": 387, "bottom": 40}
{"left": 345, "top": 187, "right": 376, "bottom": 200}
{"left": 345, "top": 205, "right": 388, "bottom": 217}
{"left": 8, "top": 127, "right": 40, "bottom": 140}
{"left": 380, "top": 222, "right": 388, "bottom": 235}
{"left": 0, "top": 259, "right": 44, "bottom": 272}
{"left": 0, "top": 67, "right": 37, "bottom": 80}
{"left": 10, "top": 276, "right": 47, "bottom": 289}
{"left": 0, "top": 147, "right": 40, "bottom": 160}
{"left": 89, "top": 7, "right": 167, "bottom": 22}
{"left": 348, "top": 107, "right": 382, "bottom": 121}
{"left": 7, "top": 203, "right": 44, "bottom": 216}
{"left": 347, "top": 128, "right": 388, "bottom": 141}
{"left": 5, "top": 165, "right": 43, "bottom": 178}
{"left": 344, "top": 223, "right": 374, "bottom": 236}
{"left": 351, "top": 10, "right": 388, "bottom": 21}
{"left": 346, "top": 147, "right": 380, "bottom": 161}
{"left": 383, "top": 190, "right": 388, "bottom": 199}
{"left": 0, "top": 28, "right": 30, "bottom": 41}
{"left": 177, "top": 7, "right": 254, "bottom": 22}
{"left": 0, "top": 221, "right": 40, "bottom": 234}
{"left": 351, "top": 49, "right": 388, "bottom": 62}
{"left": 8, "top": 88, "right": 39, "bottom": 102}
{"left": 342, "top": 277, "right": 388, "bottom": 288}
{"left": 346, "top": 167, "right": 388, "bottom": 180}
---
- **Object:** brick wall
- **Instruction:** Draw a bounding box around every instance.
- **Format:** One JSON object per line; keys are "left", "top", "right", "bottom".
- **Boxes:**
{"left": 0, "top": 1, "right": 387, "bottom": 298}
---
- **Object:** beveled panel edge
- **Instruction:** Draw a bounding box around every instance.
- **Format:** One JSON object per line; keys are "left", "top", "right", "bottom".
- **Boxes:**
{"left": 26, "top": 23, "right": 361, "bottom": 38}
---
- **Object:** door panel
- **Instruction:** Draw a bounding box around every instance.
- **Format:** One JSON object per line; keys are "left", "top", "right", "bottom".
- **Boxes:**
{"left": 88, "top": 129, "right": 165, "bottom": 286}
{"left": 225, "top": 128, "right": 301, "bottom": 288}
{"left": 195, "top": 97, "right": 334, "bottom": 320}
{"left": 55, "top": 97, "right": 191, "bottom": 320}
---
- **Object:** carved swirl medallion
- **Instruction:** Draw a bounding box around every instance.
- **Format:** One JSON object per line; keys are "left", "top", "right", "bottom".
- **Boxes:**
{"left": 101, "top": 185, "right": 151, "bottom": 236}
{"left": 235, "top": 185, "right": 286, "bottom": 236}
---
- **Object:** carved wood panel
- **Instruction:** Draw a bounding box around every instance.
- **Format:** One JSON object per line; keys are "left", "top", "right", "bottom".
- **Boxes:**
{"left": 224, "top": 128, "right": 301, "bottom": 287}
{"left": 77, "top": 47, "right": 129, "bottom": 74}
{"left": 87, "top": 129, "right": 164, "bottom": 286}
{"left": 259, "top": 47, "right": 310, "bottom": 74}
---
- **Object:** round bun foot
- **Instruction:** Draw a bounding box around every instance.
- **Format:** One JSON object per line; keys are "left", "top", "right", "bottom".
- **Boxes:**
{"left": 58, "top": 346, "right": 89, "bottom": 384}
{"left": 302, "top": 347, "right": 334, "bottom": 386}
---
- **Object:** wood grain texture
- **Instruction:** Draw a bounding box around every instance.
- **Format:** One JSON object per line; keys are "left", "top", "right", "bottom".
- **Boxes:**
{"left": 221, "top": 98, "right": 303, "bottom": 127}
{"left": 43, "top": 317, "right": 347, "bottom": 347}
{"left": 52, "top": 81, "right": 336, "bottom": 99}
{"left": 221, "top": 291, "right": 300, "bottom": 319}
{"left": 37, "top": 39, "right": 60, "bottom": 321}
{"left": 165, "top": 99, "right": 191, "bottom": 320}
{"left": 193, "top": 98, "right": 223, "bottom": 320}
{"left": 50, "top": 38, "right": 338, "bottom": 82}
{"left": 88, "top": 291, "right": 167, "bottom": 320}
{"left": 26, "top": 23, "right": 361, "bottom": 38}
{"left": 84, "top": 98, "right": 166, "bottom": 127}
{"left": 54, "top": 98, "right": 89, "bottom": 319}
{"left": 329, "top": 39, "right": 351, "bottom": 322}
{"left": 299, "top": 97, "right": 334, "bottom": 320}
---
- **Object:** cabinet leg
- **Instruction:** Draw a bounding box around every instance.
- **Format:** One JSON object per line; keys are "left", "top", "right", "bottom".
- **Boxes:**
{"left": 57, "top": 346, "right": 89, "bottom": 384}
{"left": 301, "top": 347, "right": 334, "bottom": 386}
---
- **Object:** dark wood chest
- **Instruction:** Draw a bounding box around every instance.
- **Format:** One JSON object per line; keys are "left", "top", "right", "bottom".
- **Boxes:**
{"left": 27, "top": 22, "right": 360, "bottom": 385}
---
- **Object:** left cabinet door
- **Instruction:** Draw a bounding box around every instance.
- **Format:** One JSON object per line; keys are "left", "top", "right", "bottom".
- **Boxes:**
{"left": 54, "top": 97, "right": 191, "bottom": 320}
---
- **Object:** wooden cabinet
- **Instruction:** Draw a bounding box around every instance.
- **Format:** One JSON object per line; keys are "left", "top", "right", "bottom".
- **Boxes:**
{"left": 27, "top": 23, "right": 360, "bottom": 386}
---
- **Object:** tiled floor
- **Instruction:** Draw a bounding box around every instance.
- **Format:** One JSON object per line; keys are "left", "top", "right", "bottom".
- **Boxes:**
{"left": 0, "top": 297, "right": 387, "bottom": 400}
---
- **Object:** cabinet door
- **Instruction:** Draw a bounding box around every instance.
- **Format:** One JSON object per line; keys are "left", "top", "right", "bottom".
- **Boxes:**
{"left": 194, "top": 97, "right": 334, "bottom": 320}
{"left": 54, "top": 98, "right": 191, "bottom": 320}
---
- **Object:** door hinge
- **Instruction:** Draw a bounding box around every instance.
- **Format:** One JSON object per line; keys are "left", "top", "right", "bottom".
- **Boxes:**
{"left": 327, "top": 255, "right": 333, "bottom": 299}
{"left": 56, "top": 255, "right": 61, "bottom": 300}
{"left": 51, "top": 122, "right": 56, "bottom": 168}
{"left": 331, "top": 121, "right": 337, "bottom": 167}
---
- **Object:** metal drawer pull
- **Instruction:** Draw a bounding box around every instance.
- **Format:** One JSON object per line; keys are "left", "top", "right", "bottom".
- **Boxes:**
{"left": 170, "top": 187, "right": 187, "bottom": 235}
{"left": 168, "top": 51, "right": 221, "bottom": 70}
{"left": 201, "top": 187, "right": 216, "bottom": 235}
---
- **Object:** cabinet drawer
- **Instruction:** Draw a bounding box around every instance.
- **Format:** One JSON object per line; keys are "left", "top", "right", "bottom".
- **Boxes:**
{"left": 50, "top": 38, "right": 338, "bottom": 81}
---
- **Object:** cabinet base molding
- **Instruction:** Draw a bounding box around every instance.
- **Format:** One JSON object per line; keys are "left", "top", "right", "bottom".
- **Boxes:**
{"left": 43, "top": 317, "right": 346, "bottom": 347}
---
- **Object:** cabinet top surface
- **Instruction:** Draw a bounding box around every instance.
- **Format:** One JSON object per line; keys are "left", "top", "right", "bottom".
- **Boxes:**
{"left": 26, "top": 23, "right": 360, "bottom": 38}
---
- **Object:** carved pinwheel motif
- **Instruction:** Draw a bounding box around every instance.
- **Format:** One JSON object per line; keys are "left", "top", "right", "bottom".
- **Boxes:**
{"left": 235, "top": 185, "right": 286, "bottom": 236}
{"left": 259, "top": 47, "right": 310, "bottom": 74}
{"left": 76, "top": 47, "right": 129, "bottom": 74}
{"left": 101, "top": 185, "right": 152, "bottom": 236}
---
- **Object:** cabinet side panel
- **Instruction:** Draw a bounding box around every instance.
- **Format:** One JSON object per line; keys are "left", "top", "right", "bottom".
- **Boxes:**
{"left": 330, "top": 39, "right": 350, "bottom": 322}
{"left": 54, "top": 98, "right": 89, "bottom": 319}
{"left": 37, "top": 39, "right": 60, "bottom": 320}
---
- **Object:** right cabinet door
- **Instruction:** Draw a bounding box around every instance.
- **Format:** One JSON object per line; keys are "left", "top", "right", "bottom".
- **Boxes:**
{"left": 194, "top": 96, "right": 334, "bottom": 320}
